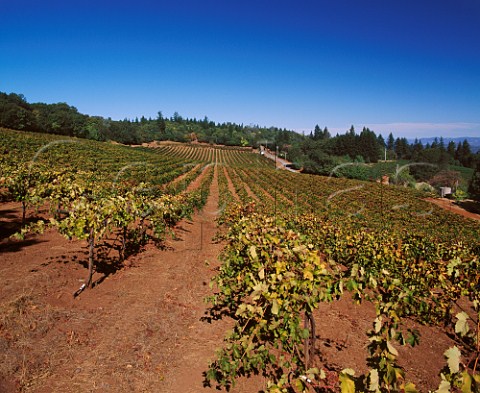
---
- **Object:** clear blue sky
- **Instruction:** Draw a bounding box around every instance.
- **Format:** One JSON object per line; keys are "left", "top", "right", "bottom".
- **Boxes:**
{"left": 1, "top": 0, "right": 479, "bottom": 138}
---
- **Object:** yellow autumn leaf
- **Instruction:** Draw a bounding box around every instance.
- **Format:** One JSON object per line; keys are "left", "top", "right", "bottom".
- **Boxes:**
{"left": 271, "top": 299, "right": 279, "bottom": 315}
{"left": 249, "top": 245, "right": 258, "bottom": 260}
{"left": 303, "top": 269, "right": 314, "bottom": 281}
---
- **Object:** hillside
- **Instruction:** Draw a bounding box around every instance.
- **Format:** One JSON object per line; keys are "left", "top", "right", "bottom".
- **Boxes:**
{"left": 1, "top": 129, "right": 480, "bottom": 392}
{"left": 2, "top": 92, "right": 478, "bottom": 181}
{"left": 0, "top": 92, "right": 302, "bottom": 147}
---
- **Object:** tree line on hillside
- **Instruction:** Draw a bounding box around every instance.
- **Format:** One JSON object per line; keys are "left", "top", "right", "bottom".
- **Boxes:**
{"left": 279, "top": 124, "right": 480, "bottom": 200}
{"left": 285, "top": 124, "right": 478, "bottom": 173}
{"left": 0, "top": 92, "right": 302, "bottom": 147}
{"left": 2, "top": 91, "right": 480, "bottom": 199}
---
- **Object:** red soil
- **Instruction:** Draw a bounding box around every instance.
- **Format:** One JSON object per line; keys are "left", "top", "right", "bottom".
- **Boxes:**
{"left": 426, "top": 197, "right": 480, "bottom": 221}
{"left": 0, "top": 170, "right": 464, "bottom": 392}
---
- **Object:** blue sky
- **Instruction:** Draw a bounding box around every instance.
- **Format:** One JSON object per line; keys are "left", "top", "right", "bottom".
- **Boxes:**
{"left": 1, "top": 0, "right": 479, "bottom": 138}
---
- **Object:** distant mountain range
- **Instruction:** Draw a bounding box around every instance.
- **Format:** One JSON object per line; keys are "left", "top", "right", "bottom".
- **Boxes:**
{"left": 409, "top": 137, "right": 480, "bottom": 153}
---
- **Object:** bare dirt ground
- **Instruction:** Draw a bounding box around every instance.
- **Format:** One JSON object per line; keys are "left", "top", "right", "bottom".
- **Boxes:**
{"left": 222, "top": 167, "right": 240, "bottom": 202}
{"left": 0, "top": 170, "right": 465, "bottom": 392}
{"left": 261, "top": 149, "right": 300, "bottom": 173}
{"left": 163, "top": 163, "right": 202, "bottom": 191}
{"left": 0, "top": 167, "right": 263, "bottom": 393}
{"left": 426, "top": 197, "right": 480, "bottom": 221}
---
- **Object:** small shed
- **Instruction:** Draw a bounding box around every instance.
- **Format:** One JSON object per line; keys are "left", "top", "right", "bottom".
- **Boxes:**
{"left": 439, "top": 187, "right": 452, "bottom": 198}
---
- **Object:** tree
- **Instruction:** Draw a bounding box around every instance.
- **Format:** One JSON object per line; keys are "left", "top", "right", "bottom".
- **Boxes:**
{"left": 455, "top": 140, "right": 474, "bottom": 167}
{"left": 331, "top": 129, "right": 358, "bottom": 159}
{"left": 31, "top": 102, "right": 87, "bottom": 136}
{"left": 323, "top": 127, "right": 331, "bottom": 139}
{"left": 377, "top": 134, "right": 386, "bottom": 148}
{"left": 172, "top": 111, "right": 183, "bottom": 122}
{"left": 468, "top": 161, "right": 480, "bottom": 201}
{"left": 0, "top": 92, "right": 37, "bottom": 131}
{"left": 439, "top": 137, "right": 445, "bottom": 151}
{"left": 387, "top": 133, "right": 395, "bottom": 151}
{"left": 429, "top": 170, "right": 461, "bottom": 189}
{"left": 156, "top": 111, "right": 166, "bottom": 137}
{"left": 461, "top": 140, "right": 473, "bottom": 167}
{"left": 83, "top": 116, "right": 106, "bottom": 141}
{"left": 447, "top": 141, "right": 456, "bottom": 162}
{"left": 359, "top": 127, "right": 382, "bottom": 163}
{"left": 394, "top": 137, "right": 410, "bottom": 159}
{"left": 411, "top": 138, "right": 423, "bottom": 161}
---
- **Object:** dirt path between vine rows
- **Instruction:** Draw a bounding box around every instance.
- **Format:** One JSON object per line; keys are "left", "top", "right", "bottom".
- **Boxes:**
{"left": 222, "top": 167, "right": 240, "bottom": 202}
{"left": 0, "top": 165, "right": 263, "bottom": 393}
{"left": 425, "top": 197, "right": 480, "bottom": 221}
{"left": 0, "top": 166, "right": 463, "bottom": 393}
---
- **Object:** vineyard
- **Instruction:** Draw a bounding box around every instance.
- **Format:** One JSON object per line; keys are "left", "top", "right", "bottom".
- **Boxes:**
{"left": 1, "top": 128, "right": 480, "bottom": 392}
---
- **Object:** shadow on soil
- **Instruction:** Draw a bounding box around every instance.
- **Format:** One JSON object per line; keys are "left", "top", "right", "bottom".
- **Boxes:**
{"left": 0, "top": 205, "right": 53, "bottom": 255}
{"left": 58, "top": 243, "right": 131, "bottom": 289}
{"left": 43, "top": 230, "right": 175, "bottom": 293}
{"left": 0, "top": 238, "right": 46, "bottom": 254}
{"left": 0, "top": 208, "right": 17, "bottom": 220}
{"left": 0, "top": 213, "right": 46, "bottom": 241}
{"left": 457, "top": 200, "right": 480, "bottom": 215}
{"left": 0, "top": 213, "right": 47, "bottom": 253}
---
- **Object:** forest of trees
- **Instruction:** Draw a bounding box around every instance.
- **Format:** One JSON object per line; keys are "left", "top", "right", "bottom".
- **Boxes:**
{"left": 286, "top": 124, "right": 478, "bottom": 177}
{"left": 0, "top": 92, "right": 302, "bottom": 147}
{"left": 2, "top": 91, "right": 480, "bottom": 197}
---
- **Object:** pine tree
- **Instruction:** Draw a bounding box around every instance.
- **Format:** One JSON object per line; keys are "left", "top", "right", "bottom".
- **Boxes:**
{"left": 411, "top": 139, "right": 424, "bottom": 161}
{"left": 461, "top": 140, "right": 473, "bottom": 167}
{"left": 439, "top": 137, "right": 445, "bottom": 151}
{"left": 156, "top": 111, "right": 166, "bottom": 135}
{"left": 468, "top": 160, "right": 480, "bottom": 201}
{"left": 323, "top": 127, "right": 331, "bottom": 139}
{"left": 359, "top": 127, "right": 381, "bottom": 162}
{"left": 387, "top": 132, "right": 395, "bottom": 151}
{"left": 377, "top": 134, "right": 386, "bottom": 148}
{"left": 394, "top": 137, "right": 410, "bottom": 159}
{"left": 447, "top": 141, "right": 456, "bottom": 160}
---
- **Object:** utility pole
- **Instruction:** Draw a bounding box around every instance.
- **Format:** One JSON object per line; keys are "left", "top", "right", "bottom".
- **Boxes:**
{"left": 275, "top": 145, "right": 278, "bottom": 218}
